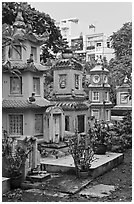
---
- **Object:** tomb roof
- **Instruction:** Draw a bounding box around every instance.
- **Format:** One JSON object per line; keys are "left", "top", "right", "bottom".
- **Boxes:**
{"left": 54, "top": 58, "right": 83, "bottom": 71}
{"left": 2, "top": 61, "right": 50, "bottom": 73}
{"left": 54, "top": 101, "right": 89, "bottom": 111}
{"left": 2, "top": 98, "right": 51, "bottom": 109}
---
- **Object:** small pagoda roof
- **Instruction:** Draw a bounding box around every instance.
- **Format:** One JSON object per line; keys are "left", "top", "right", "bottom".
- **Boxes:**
{"left": 2, "top": 61, "right": 50, "bottom": 73}
{"left": 53, "top": 101, "right": 89, "bottom": 111}
{"left": 116, "top": 83, "right": 130, "bottom": 90}
{"left": 90, "top": 65, "right": 109, "bottom": 73}
{"left": 25, "top": 32, "right": 48, "bottom": 45}
{"left": 54, "top": 58, "right": 83, "bottom": 71}
{"left": 2, "top": 98, "right": 51, "bottom": 109}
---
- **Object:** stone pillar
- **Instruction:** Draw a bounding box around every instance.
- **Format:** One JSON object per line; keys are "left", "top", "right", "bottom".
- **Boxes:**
{"left": 17, "top": 136, "right": 40, "bottom": 179}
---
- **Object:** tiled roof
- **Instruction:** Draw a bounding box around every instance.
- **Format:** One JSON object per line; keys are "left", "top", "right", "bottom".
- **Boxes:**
{"left": 2, "top": 98, "right": 50, "bottom": 109}
{"left": 88, "top": 84, "right": 110, "bottom": 88}
{"left": 54, "top": 58, "right": 83, "bottom": 70}
{"left": 116, "top": 83, "right": 130, "bottom": 89}
{"left": 112, "top": 106, "right": 132, "bottom": 110}
{"left": 55, "top": 101, "right": 89, "bottom": 111}
{"left": 2, "top": 61, "right": 50, "bottom": 73}
{"left": 90, "top": 65, "right": 109, "bottom": 72}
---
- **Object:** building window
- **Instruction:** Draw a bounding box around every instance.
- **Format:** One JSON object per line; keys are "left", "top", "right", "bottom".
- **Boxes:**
{"left": 106, "top": 110, "right": 110, "bottom": 121}
{"left": 9, "top": 45, "right": 22, "bottom": 60}
{"left": 31, "top": 46, "right": 37, "bottom": 62}
{"left": 103, "top": 75, "right": 108, "bottom": 83}
{"left": 10, "top": 77, "right": 22, "bottom": 94}
{"left": 59, "top": 74, "right": 67, "bottom": 89}
{"left": 75, "top": 74, "right": 80, "bottom": 89}
{"left": 107, "top": 41, "right": 110, "bottom": 48}
{"left": 65, "top": 116, "right": 70, "bottom": 131}
{"left": 120, "top": 93, "right": 128, "bottom": 104}
{"left": 91, "top": 110, "right": 99, "bottom": 120}
{"left": 105, "top": 92, "right": 109, "bottom": 101}
{"left": 2, "top": 47, "right": 5, "bottom": 61}
{"left": 35, "top": 114, "right": 43, "bottom": 134}
{"left": 33, "top": 77, "right": 40, "bottom": 95}
{"left": 9, "top": 114, "right": 23, "bottom": 135}
{"left": 96, "top": 42, "right": 102, "bottom": 47}
{"left": 92, "top": 92, "right": 99, "bottom": 101}
{"left": 77, "top": 115, "right": 85, "bottom": 133}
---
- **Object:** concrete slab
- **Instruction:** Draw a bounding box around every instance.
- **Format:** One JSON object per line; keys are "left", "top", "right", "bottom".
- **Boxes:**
{"left": 22, "top": 174, "right": 93, "bottom": 195}
{"left": 40, "top": 152, "right": 124, "bottom": 178}
{"left": 25, "top": 188, "right": 68, "bottom": 198}
{"left": 79, "top": 184, "right": 115, "bottom": 198}
{"left": 42, "top": 174, "right": 93, "bottom": 194}
{"left": 2, "top": 177, "right": 10, "bottom": 194}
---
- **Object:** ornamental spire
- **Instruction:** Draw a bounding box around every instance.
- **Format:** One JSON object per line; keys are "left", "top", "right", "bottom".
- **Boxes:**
{"left": 13, "top": 5, "right": 26, "bottom": 34}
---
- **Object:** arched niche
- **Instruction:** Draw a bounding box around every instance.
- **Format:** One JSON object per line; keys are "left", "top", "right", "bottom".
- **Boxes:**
{"left": 44, "top": 106, "right": 65, "bottom": 143}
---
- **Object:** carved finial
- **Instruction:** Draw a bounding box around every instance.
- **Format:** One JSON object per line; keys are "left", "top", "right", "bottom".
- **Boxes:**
{"left": 13, "top": 5, "right": 26, "bottom": 30}
{"left": 96, "top": 58, "right": 102, "bottom": 65}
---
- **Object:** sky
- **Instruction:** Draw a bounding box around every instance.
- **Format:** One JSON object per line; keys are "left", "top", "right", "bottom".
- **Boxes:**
{"left": 29, "top": 1, "right": 132, "bottom": 37}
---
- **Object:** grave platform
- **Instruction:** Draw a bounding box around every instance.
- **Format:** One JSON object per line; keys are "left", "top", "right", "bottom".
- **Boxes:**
{"left": 2, "top": 177, "right": 10, "bottom": 194}
{"left": 40, "top": 152, "right": 124, "bottom": 178}
{"left": 40, "top": 142, "right": 68, "bottom": 149}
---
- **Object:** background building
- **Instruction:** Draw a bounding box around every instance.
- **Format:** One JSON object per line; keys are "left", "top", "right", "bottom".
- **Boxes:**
{"left": 56, "top": 18, "right": 115, "bottom": 63}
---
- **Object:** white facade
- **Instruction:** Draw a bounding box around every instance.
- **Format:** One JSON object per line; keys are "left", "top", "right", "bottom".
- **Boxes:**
{"left": 85, "top": 33, "right": 114, "bottom": 62}
{"left": 55, "top": 18, "right": 79, "bottom": 46}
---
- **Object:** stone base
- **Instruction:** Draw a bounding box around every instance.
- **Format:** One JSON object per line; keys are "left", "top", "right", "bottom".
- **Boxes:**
{"left": 2, "top": 177, "right": 10, "bottom": 194}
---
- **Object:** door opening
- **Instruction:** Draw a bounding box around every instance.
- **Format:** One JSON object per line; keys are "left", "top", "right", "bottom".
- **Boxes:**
{"left": 77, "top": 115, "right": 85, "bottom": 133}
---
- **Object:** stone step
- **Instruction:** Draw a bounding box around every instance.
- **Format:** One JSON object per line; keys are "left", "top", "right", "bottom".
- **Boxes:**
{"left": 26, "top": 171, "right": 51, "bottom": 182}
{"left": 2, "top": 177, "right": 10, "bottom": 194}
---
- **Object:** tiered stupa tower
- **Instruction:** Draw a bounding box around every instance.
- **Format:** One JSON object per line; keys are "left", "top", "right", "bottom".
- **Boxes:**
{"left": 51, "top": 50, "right": 90, "bottom": 133}
{"left": 88, "top": 59, "right": 112, "bottom": 122}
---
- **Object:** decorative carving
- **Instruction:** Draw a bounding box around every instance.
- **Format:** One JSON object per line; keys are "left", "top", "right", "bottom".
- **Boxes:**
{"left": 59, "top": 74, "right": 66, "bottom": 89}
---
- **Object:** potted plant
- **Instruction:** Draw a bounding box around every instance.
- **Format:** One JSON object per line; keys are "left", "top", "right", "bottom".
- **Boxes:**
{"left": 2, "top": 131, "right": 33, "bottom": 189}
{"left": 68, "top": 130, "right": 94, "bottom": 178}
{"left": 92, "top": 120, "right": 112, "bottom": 154}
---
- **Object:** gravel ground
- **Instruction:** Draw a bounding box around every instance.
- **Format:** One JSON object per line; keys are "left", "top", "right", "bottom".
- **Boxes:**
{"left": 2, "top": 148, "right": 132, "bottom": 202}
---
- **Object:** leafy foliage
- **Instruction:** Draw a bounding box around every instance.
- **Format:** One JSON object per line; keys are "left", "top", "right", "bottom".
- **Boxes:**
{"left": 68, "top": 131, "right": 94, "bottom": 175}
{"left": 109, "top": 22, "right": 132, "bottom": 101}
{"left": 2, "top": 131, "right": 34, "bottom": 177}
{"left": 111, "top": 22, "right": 132, "bottom": 58}
{"left": 110, "top": 112, "right": 132, "bottom": 152}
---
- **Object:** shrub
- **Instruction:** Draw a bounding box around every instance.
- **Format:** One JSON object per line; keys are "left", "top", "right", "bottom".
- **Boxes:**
{"left": 2, "top": 131, "right": 34, "bottom": 178}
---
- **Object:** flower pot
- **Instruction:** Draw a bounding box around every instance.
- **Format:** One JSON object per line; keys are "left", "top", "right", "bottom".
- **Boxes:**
{"left": 10, "top": 174, "right": 22, "bottom": 189}
{"left": 94, "top": 144, "right": 107, "bottom": 155}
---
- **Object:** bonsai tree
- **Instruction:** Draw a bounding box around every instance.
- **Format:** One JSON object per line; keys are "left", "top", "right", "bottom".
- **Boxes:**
{"left": 68, "top": 130, "right": 94, "bottom": 177}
